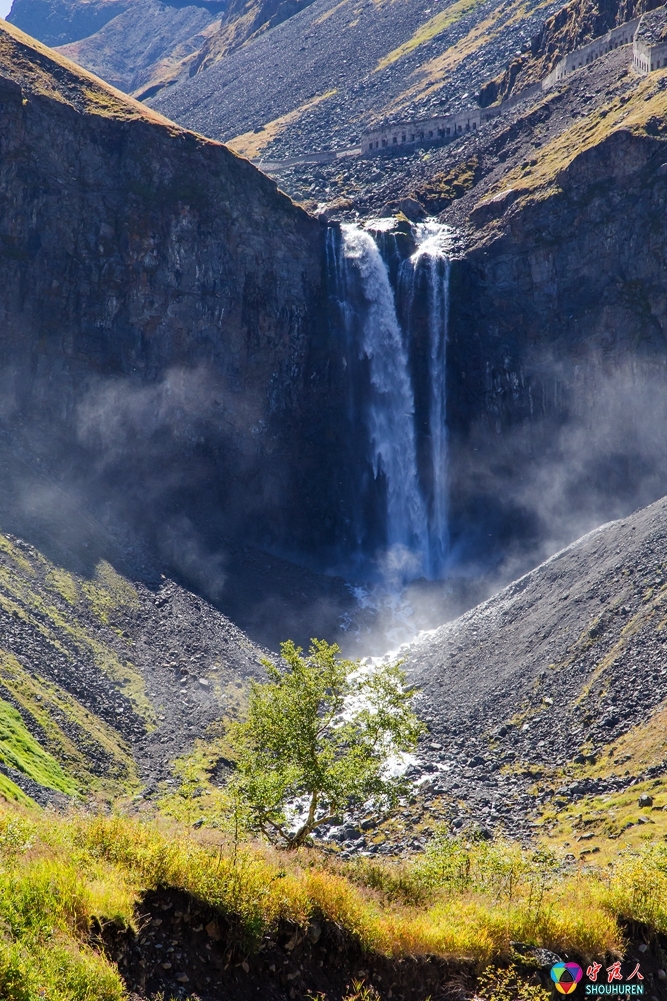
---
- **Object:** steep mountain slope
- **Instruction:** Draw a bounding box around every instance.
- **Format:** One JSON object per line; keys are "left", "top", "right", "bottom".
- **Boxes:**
{"left": 55, "top": 0, "right": 222, "bottom": 97}
{"left": 8, "top": 0, "right": 321, "bottom": 100}
{"left": 148, "top": 0, "right": 565, "bottom": 158}
{"left": 0, "top": 526, "right": 266, "bottom": 807}
{"left": 385, "top": 494, "right": 667, "bottom": 854}
{"left": 6, "top": 0, "right": 131, "bottom": 46}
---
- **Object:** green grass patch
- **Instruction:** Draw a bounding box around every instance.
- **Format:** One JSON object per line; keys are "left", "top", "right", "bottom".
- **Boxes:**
{"left": 4, "top": 798, "right": 667, "bottom": 1000}
{"left": 0, "top": 696, "right": 76, "bottom": 796}
{"left": 375, "top": 0, "right": 483, "bottom": 71}
{"left": 0, "top": 533, "right": 154, "bottom": 725}
{"left": 0, "top": 651, "right": 138, "bottom": 799}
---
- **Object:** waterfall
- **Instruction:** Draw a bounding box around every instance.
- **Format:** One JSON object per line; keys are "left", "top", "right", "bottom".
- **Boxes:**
{"left": 410, "top": 222, "right": 451, "bottom": 578}
{"left": 330, "top": 218, "right": 452, "bottom": 584}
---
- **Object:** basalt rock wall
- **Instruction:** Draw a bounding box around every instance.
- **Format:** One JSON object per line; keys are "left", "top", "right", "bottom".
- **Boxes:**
{"left": 445, "top": 127, "right": 667, "bottom": 565}
{"left": 0, "top": 22, "right": 342, "bottom": 570}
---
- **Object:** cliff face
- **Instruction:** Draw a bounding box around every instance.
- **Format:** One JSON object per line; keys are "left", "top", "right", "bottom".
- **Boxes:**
{"left": 0, "top": 21, "right": 334, "bottom": 573}
{"left": 444, "top": 93, "right": 667, "bottom": 566}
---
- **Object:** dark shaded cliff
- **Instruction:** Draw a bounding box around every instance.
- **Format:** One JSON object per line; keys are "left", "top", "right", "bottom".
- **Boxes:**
{"left": 443, "top": 76, "right": 667, "bottom": 568}
{"left": 0, "top": 20, "right": 343, "bottom": 584}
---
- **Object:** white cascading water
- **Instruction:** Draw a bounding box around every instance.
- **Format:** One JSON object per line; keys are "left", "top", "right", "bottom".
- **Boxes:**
{"left": 339, "top": 219, "right": 452, "bottom": 584}
{"left": 411, "top": 222, "right": 451, "bottom": 579}
{"left": 340, "top": 224, "right": 428, "bottom": 580}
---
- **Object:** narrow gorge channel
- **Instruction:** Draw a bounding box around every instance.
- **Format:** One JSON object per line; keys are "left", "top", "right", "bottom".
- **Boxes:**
{"left": 327, "top": 218, "right": 453, "bottom": 586}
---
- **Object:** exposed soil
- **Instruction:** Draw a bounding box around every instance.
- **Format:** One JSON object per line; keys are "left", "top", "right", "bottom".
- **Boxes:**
{"left": 100, "top": 887, "right": 473, "bottom": 1001}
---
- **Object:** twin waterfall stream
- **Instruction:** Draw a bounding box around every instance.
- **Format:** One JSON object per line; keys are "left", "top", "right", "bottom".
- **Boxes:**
{"left": 327, "top": 218, "right": 452, "bottom": 586}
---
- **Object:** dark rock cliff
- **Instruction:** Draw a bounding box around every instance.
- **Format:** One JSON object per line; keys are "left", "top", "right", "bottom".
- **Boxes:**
{"left": 0, "top": 21, "right": 340, "bottom": 577}
{"left": 445, "top": 121, "right": 667, "bottom": 566}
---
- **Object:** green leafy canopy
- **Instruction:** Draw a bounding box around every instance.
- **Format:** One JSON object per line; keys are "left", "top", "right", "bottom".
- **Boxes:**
{"left": 226, "top": 639, "right": 426, "bottom": 848}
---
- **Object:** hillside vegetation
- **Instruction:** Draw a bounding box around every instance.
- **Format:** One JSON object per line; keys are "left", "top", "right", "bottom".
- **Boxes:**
{"left": 8, "top": 0, "right": 567, "bottom": 157}
{"left": 2, "top": 802, "right": 667, "bottom": 1000}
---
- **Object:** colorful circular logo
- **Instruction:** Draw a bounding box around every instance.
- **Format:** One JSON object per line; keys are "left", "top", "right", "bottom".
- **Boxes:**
{"left": 551, "top": 963, "right": 583, "bottom": 995}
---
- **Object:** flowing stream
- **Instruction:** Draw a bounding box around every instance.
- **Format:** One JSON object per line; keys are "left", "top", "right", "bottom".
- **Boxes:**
{"left": 329, "top": 218, "right": 452, "bottom": 585}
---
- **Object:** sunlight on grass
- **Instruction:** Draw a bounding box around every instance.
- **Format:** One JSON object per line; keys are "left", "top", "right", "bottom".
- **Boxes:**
{"left": 1, "top": 799, "right": 667, "bottom": 1000}
{"left": 375, "top": 0, "right": 483, "bottom": 71}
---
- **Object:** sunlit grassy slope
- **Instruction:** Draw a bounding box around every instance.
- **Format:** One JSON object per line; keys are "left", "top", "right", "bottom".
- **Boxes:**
{"left": 474, "top": 66, "right": 667, "bottom": 218}
{"left": 534, "top": 699, "right": 667, "bottom": 863}
{"left": 0, "top": 530, "right": 148, "bottom": 803}
{"left": 5, "top": 797, "right": 667, "bottom": 1001}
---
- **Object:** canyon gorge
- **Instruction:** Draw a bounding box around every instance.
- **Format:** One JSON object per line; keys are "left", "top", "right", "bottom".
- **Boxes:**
{"left": 2, "top": 2, "right": 667, "bottom": 1000}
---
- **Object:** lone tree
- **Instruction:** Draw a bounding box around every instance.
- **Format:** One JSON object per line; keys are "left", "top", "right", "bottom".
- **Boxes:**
{"left": 226, "top": 638, "right": 425, "bottom": 848}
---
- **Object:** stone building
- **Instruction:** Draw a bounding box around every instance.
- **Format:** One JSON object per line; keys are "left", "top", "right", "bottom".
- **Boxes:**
{"left": 361, "top": 4, "right": 667, "bottom": 159}
{"left": 633, "top": 6, "right": 667, "bottom": 73}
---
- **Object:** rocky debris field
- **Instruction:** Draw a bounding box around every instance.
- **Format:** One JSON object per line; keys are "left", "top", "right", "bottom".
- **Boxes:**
{"left": 272, "top": 44, "right": 643, "bottom": 218}
{"left": 150, "top": 0, "right": 562, "bottom": 159}
{"left": 0, "top": 529, "right": 268, "bottom": 803}
{"left": 388, "top": 494, "right": 667, "bottom": 844}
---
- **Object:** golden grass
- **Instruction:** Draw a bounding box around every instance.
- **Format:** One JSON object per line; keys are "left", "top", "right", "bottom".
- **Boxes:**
{"left": 6, "top": 795, "right": 667, "bottom": 1000}
{"left": 374, "top": 0, "right": 484, "bottom": 71}
{"left": 54, "top": 812, "right": 624, "bottom": 959}
{"left": 312, "top": 0, "right": 351, "bottom": 26}
{"left": 535, "top": 696, "right": 667, "bottom": 862}
{"left": 0, "top": 533, "right": 152, "bottom": 717}
{"left": 376, "top": 0, "right": 553, "bottom": 118}
{"left": 0, "top": 19, "right": 173, "bottom": 127}
{"left": 228, "top": 90, "right": 338, "bottom": 158}
{"left": 475, "top": 67, "right": 667, "bottom": 217}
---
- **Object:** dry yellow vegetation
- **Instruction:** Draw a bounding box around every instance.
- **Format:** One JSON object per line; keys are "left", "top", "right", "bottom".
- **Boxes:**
{"left": 4, "top": 797, "right": 667, "bottom": 1001}
{"left": 474, "top": 67, "right": 667, "bottom": 218}
{"left": 228, "top": 90, "right": 338, "bottom": 158}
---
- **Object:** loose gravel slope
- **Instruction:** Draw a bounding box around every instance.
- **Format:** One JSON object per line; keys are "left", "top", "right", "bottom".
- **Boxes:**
{"left": 392, "top": 494, "right": 667, "bottom": 846}
{"left": 149, "top": 0, "right": 565, "bottom": 158}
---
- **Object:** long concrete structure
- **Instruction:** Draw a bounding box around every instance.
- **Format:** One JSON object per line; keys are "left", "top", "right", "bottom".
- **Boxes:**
{"left": 542, "top": 17, "right": 640, "bottom": 88}
{"left": 361, "top": 3, "right": 667, "bottom": 159}
{"left": 361, "top": 105, "right": 501, "bottom": 155}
